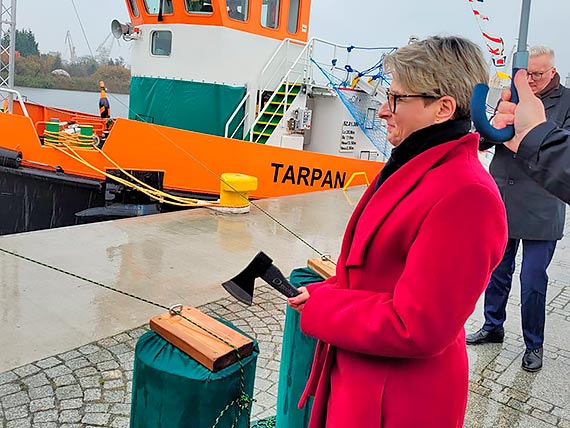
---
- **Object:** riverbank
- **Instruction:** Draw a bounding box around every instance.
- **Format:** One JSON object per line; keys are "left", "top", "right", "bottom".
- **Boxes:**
{"left": 11, "top": 53, "right": 130, "bottom": 94}
{"left": 15, "top": 86, "right": 130, "bottom": 118}
{"left": 15, "top": 75, "right": 129, "bottom": 94}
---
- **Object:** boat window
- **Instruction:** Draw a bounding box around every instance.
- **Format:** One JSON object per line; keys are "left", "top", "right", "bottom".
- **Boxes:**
{"left": 261, "top": 0, "right": 280, "bottom": 29}
{"left": 143, "top": 0, "right": 174, "bottom": 14}
{"left": 185, "top": 0, "right": 215, "bottom": 14}
{"left": 226, "top": 0, "right": 248, "bottom": 21}
{"left": 128, "top": 0, "right": 140, "bottom": 17}
{"left": 151, "top": 31, "right": 172, "bottom": 56}
{"left": 287, "top": 0, "right": 299, "bottom": 33}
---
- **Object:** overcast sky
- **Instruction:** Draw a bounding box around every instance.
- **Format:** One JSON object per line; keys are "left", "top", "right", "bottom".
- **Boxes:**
{"left": 13, "top": 0, "right": 570, "bottom": 81}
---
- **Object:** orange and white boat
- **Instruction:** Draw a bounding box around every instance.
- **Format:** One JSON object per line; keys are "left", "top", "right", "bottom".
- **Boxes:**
{"left": 0, "top": 0, "right": 394, "bottom": 235}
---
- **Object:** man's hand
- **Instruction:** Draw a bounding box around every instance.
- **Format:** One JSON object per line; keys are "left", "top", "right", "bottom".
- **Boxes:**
{"left": 493, "top": 69, "right": 547, "bottom": 152}
{"left": 288, "top": 286, "right": 310, "bottom": 313}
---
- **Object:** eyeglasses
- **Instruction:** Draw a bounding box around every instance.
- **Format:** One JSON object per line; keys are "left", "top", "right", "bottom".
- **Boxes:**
{"left": 527, "top": 67, "right": 554, "bottom": 80}
{"left": 385, "top": 89, "right": 439, "bottom": 113}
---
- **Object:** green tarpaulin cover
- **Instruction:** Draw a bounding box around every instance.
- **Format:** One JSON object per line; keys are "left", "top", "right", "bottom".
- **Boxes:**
{"left": 275, "top": 267, "right": 323, "bottom": 428}
{"left": 129, "top": 77, "right": 246, "bottom": 137}
{"left": 130, "top": 328, "right": 258, "bottom": 428}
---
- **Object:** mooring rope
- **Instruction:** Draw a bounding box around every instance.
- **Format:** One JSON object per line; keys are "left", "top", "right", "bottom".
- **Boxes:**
{"left": 0, "top": 245, "right": 256, "bottom": 427}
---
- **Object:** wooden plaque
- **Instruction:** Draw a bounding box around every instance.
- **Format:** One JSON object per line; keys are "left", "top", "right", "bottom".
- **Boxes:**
{"left": 150, "top": 306, "right": 254, "bottom": 372}
{"left": 307, "top": 257, "right": 338, "bottom": 279}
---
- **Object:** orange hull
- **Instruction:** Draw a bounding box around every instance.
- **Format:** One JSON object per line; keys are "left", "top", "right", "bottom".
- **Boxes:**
{"left": 0, "top": 103, "right": 383, "bottom": 199}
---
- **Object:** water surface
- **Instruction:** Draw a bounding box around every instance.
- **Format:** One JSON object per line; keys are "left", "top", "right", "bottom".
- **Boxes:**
{"left": 15, "top": 86, "right": 130, "bottom": 118}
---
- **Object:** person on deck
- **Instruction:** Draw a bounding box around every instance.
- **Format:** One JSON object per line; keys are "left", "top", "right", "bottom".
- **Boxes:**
{"left": 288, "top": 35, "right": 507, "bottom": 428}
{"left": 227, "top": 0, "right": 245, "bottom": 20}
{"left": 186, "top": 0, "right": 203, "bottom": 12}
{"left": 99, "top": 81, "right": 110, "bottom": 119}
{"left": 467, "top": 46, "right": 570, "bottom": 373}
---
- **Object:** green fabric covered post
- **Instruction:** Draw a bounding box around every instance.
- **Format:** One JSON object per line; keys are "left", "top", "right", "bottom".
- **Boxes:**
{"left": 130, "top": 329, "right": 258, "bottom": 428}
{"left": 275, "top": 267, "right": 324, "bottom": 428}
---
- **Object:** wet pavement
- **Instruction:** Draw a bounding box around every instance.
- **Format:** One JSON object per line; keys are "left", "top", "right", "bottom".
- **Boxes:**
{"left": 0, "top": 187, "right": 569, "bottom": 427}
{"left": 463, "top": 212, "right": 570, "bottom": 428}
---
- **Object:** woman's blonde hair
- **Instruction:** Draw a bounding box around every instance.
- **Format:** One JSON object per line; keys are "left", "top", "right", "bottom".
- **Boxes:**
{"left": 384, "top": 35, "right": 488, "bottom": 120}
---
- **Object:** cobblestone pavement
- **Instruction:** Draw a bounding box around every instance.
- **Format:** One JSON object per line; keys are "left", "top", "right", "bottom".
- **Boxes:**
{"left": 0, "top": 284, "right": 286, "bottom": 428}
{"left": 1, "top": 214, "right": 569, "bottom": 428}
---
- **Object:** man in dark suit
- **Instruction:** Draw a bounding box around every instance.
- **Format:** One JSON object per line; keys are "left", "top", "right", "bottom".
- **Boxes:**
{"left": 467, "top": 46, "right": 570, "bottom": 372}
{"left": 494, "top": 69, "right": 570, "bottom": 203}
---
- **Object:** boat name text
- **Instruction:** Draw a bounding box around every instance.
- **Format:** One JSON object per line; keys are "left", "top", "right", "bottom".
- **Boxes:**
{"left": 271, "top": 163, "right": 346, "bottom": 188}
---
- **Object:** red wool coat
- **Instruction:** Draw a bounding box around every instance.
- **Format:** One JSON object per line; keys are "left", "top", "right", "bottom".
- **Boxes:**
{"left": 299, "top": 134, "right": 508, "bottom": 428}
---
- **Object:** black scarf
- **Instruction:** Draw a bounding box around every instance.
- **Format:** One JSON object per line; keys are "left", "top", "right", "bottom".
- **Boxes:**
{"left": 538, "top": 72, "right": 560, "bottom": 99}
{"left": 375, "top": 119, "right": 471, "bottom": 190}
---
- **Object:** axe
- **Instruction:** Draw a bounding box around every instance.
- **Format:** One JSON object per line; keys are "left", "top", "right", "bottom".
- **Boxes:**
{"left": 222, "top": 251, "right": 300, "bottom": 305}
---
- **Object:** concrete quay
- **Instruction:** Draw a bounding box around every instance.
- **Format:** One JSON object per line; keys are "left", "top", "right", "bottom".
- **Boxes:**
{"left": 0, "top": 188, "right": 569, "bottom": 427}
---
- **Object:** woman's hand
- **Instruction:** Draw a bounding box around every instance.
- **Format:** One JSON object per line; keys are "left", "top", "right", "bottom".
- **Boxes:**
{"left": 288, "top": 287, "right": 310, "bottom": 313}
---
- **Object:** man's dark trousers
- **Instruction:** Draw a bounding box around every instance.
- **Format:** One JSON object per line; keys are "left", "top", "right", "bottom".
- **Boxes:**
{"left": 483, "top": 238, "right": 557, "bottom": 350}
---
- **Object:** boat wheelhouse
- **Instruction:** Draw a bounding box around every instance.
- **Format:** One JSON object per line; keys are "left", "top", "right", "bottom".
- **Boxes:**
{"left": 0, "top": 0, "right": 392, "bottom": 235}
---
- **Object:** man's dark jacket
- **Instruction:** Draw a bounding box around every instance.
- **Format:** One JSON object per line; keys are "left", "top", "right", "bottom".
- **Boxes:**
{"left": 481, "top": 81, "right": 570, "bottom": 240}
{"left": 518, "top": 122, "right": 570, "bottom": 204}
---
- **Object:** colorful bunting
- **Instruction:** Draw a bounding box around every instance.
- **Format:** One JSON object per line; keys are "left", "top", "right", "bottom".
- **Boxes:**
{"left": 493, "top": 56, "right": 507, "bottom": 67}
{"left": 473, "top": 10, "right": 489, "bottom": 21}
{"left": 467, "top": 0, "right": 507, "bottom": 68}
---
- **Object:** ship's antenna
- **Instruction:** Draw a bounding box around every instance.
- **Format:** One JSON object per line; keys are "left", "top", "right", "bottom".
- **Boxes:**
{"left": 69, "top": 0, "right": 95, "bottom": 59}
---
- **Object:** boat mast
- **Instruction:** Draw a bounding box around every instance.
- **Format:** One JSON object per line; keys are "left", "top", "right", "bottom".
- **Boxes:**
{"left": 0, "top": 0, "right": 17, "bottom": 111}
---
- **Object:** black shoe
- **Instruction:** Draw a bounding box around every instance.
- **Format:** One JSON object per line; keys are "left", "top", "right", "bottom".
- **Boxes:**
{"left": 466, "top": 328, "right": 504, "bottom": 345}
{"left": 522, "top": 348, "right": 543, "bottom": 372}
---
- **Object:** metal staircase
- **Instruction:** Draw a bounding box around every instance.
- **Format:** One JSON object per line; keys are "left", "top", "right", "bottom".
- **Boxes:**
{"left": 224, "top": 37, "right": 393, "bottom": 149}
{"left": 248, "top": 82, "right": 303, "bottom": 144}
{"left": 224, "top": 38, "right": 310, "bottom": 144}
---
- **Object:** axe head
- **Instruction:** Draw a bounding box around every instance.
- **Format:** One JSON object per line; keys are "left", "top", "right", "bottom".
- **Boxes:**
{"left": 222, "top": 251, "right": 273, "bottom": 305}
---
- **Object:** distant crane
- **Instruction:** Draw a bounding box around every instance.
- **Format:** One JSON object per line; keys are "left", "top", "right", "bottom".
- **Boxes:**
{"left": 64, "top": 30, "right": 78, "bottom": 63}
{"left": 96, "top": 33, "right": 116, "bottom": 64}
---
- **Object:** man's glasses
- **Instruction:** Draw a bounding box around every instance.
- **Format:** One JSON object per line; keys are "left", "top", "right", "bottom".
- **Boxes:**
{"left": 527, "top": 67, "right": 554, "bottom": 80}
{"left": 385, "top": 90, "right": 439, "bottom": 113}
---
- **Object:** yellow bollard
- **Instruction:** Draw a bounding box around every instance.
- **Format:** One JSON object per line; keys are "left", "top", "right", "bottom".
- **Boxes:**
{"left": 219, "top": 173, "right": 258, "bottom": 208}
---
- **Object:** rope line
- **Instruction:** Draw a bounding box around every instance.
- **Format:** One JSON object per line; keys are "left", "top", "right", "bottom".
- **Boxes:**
{"left": 40, "top": 120, "right": 336, "bottom": 259}
{"left": 0, "top": 245, "right": 255, "bottom": 426}
{"left": 17, "top": 41, "right": 368, "bottom": 271}
{"left": 0, "top": 246, "right": 169, "bottom": 310}
{"left": 18, "top": 42, "right": 394, "bottom": 261}
{"left": 5, "top": 27, "right": 390, "bottom": 428}
{"left": 69, "top": 0, "right": 95, "bottom": 59}
{"left": 311, "top": 58, "right": 391, "bottom": 157}
{"left": 44, "top": 135, "right": 218, "bottom": 207}
{"left": 0, "top": 241, "right": 259, "bottom": 427}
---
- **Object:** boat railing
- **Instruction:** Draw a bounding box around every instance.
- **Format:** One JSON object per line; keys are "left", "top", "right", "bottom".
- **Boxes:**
{"left": 224, "top": 90, "right": 250, "bottom": 139}
{"left": 0, "top": 87, "right": 30, "bottom": 117}
{"left": 247, "top": 42, "right": 312, "bottom": 143}
{"left": 249, "top": 37, "right": 375, "bottom": 142}
{"left": 258, "top": 38, "right": 308, "bottom": 107}
{"left": 233, "top": 37, "right": 394, "bottom": 144}
{"left": 307, "top": 38, "right": 362, "bottom": 88}
{"left": 224, "top": 39, "right": 308, "bottom": 141}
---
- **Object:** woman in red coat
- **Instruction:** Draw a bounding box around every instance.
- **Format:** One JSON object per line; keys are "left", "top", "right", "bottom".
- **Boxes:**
{"left": 288, "top": 36, "right": 508, "bottom": 428}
